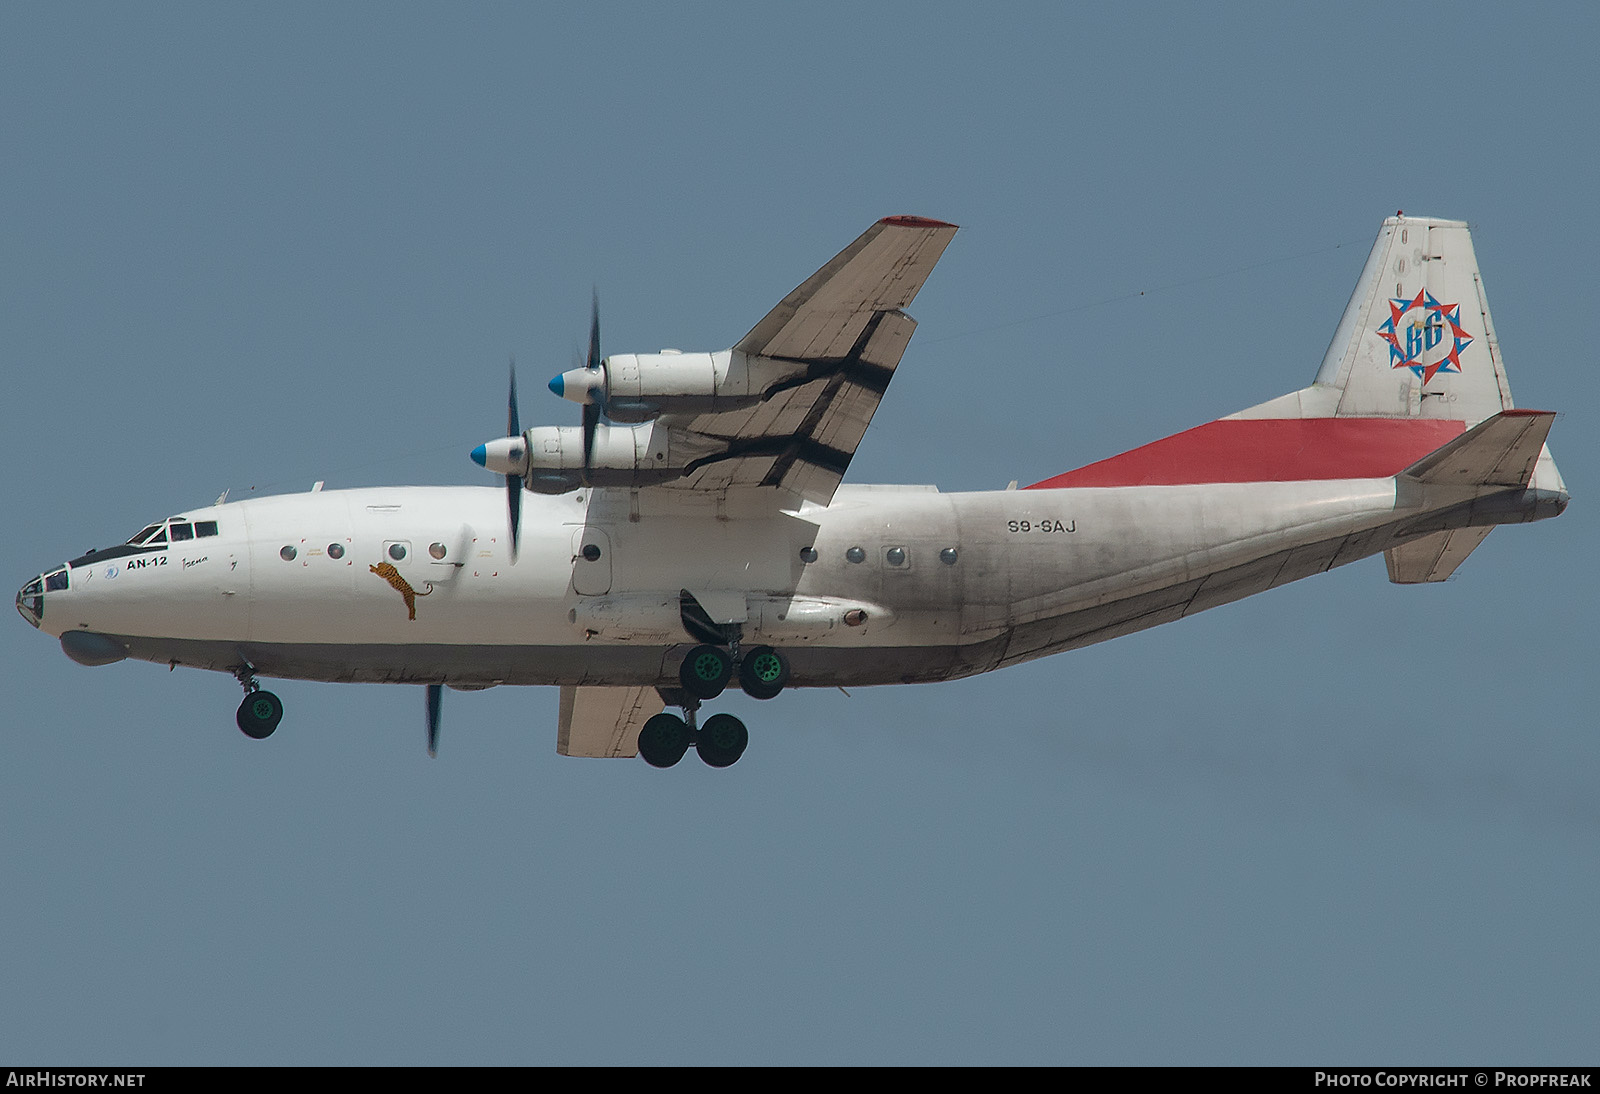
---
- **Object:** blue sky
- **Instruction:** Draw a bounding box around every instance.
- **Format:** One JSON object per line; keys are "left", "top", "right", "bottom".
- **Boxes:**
{"left": 3, "top": 3, "right": 1597, "bottom": 1063}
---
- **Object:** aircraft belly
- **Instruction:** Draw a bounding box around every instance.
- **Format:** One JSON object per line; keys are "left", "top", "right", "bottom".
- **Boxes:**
{"left": 98, "top": 633, "right": 1000, "bottom": 688}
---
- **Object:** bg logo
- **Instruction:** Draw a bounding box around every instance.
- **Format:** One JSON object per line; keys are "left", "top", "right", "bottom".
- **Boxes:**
{"left": 1378, "top": 290, "right": 1473, "bottom": 384}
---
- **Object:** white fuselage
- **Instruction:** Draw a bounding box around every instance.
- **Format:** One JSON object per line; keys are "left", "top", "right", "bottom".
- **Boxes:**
{"left": 28, "top": 476, "right": 1413, "bottom": 690}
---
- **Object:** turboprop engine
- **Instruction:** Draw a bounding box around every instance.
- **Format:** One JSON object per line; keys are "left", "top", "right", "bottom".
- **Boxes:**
{"left": 474, "top": 420, "right": 697, "bottom": 494}
{"left": 469, "top": 298, "right": 811, "bottom": 544}
{"left": 548, "top": 349, "right": 796, "bottom": 421}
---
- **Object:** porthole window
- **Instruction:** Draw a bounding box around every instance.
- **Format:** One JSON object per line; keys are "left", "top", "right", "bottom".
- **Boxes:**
{"left": 940, "top": 547, "right": 958, "bottom": 565}
{"left": 581, "top": 544, "right": 602, "bottom": 562}
{"left": 799, "top": 547, "right": 818, "bottom": 563}
{"left": 327, "top": 543, "right": 345, "bottom": 560}
{"left": 280, "top": 545, "right": 297, "bottom": 561}
{"left": 885, "top": 546, "right": 906, "bottom": 567}
{"left": 429, "top": 542, "right": 448, "bottom": 560}
{"left": 845, "top": 546, "right": 865, "bottom": 564}
{"left": 388, "top": 543, "right": 407, "bottom": 561}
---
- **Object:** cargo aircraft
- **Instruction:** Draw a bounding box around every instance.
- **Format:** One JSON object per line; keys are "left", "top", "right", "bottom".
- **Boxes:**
{"left": 16, "top": 214, "right": 1568, "bottom": 768}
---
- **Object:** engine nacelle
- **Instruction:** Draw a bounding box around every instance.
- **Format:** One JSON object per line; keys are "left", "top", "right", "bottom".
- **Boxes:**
{"left": 550, "top": 350, "right": 799, "bottom": 422}
{"left": 519, "top": 421, "right": 686, "bottom": 494}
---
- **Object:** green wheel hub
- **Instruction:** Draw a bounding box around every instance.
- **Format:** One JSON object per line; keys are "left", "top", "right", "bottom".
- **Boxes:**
{"left": 737, "top": 645, "right": 789, "bottom": 700}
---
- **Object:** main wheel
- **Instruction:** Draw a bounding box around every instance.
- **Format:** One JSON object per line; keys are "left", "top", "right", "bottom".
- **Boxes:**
{"left": 236, "top": 690, "right": 283, "bottom": 739}
{"left": 696, "top": 713, "right": 748, "bottom": 768}
{"left": 637, "top": 712, "right": 691, "bottom": 768}
{"left": 738, "top": 646, "right": 790, "bottom": 700}
{"left": 679, "top": 644, "right": 732, "bottom": 700}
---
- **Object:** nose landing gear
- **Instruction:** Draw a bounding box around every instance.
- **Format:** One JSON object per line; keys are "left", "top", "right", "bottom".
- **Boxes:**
{"left": 233, "top": 664, "right": 283, "bottom": 740}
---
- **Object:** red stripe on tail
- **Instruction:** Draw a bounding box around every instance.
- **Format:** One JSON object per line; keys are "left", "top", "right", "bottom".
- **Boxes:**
{"left": 1025, "top": 418, "right": 1467, "bottom": 489}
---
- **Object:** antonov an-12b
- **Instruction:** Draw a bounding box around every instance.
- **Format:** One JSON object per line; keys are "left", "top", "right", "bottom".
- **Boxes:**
{"left": 16, "top": 215, "right": 1568, "bottom": 767}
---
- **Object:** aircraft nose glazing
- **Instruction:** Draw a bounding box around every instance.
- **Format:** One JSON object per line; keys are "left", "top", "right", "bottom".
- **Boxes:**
{"left": 16, "top": 575, "right": 44, "bottom": 628}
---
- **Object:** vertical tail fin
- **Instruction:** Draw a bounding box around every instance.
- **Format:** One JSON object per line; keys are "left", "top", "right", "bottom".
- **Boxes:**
{"left": 1232, "top": 214, "right": 1514, "bottom": 425}
{"left": 1030, "top": 214, "right": 1567, "bottom": 507}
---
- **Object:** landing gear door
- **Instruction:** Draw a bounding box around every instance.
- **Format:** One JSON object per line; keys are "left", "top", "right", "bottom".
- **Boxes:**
{"left": 572, "top": 527, "right": 612, "bottom": 595}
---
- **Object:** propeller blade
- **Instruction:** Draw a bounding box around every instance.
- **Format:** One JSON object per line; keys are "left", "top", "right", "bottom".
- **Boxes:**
{"left": 426, "top": 683, "right": 442, "bottom": 758}
{"left": 587, "top": 290, "right": 601, "bottom": 372}
{"left": 581, "top": 295, "right": 602, "bottom": 486}
{"left": 507, "top": 361, "right": 523, "bottom": 561}
{"left": 507, "top": 472, "right": 522, "bottom": 559}
{"left": 507, "top": 359, "right": 521, "bottom": 437}
{"left": 581, "top": 402, "right": 599, "bottom": 485}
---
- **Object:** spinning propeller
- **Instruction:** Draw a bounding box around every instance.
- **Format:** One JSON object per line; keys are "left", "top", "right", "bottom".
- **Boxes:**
{"left": 471, "top": 295, "right": 607, "bottom": 558}
{"left": 469, "top": 359, "right": 527, "bottom": 560}
{"left": 547, "top": 292, "right": 607, "bottom": 484}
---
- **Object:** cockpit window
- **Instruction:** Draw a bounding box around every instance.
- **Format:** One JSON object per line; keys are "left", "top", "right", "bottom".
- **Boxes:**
{"left": 124, "top": 519, "right": 218, "bottom": 547}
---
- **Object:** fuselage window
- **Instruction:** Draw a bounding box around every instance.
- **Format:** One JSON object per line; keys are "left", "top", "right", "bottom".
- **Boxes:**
{"left": 44, "top": 570, "right": 69, "bottom": 592}
{"left": 388, "top": 543, "right": 407, "bottom": 561}
{"left": 327, "top": 543, "right": 345, "bottom": 560}
{"left": 194, "top": 521, "right": 219, "bottom": 538}
{"left": 280, "top": 545, "right": 297, "bottom": 561}
{"left": 169, "top": 522, "right": 194, "bottom": 541}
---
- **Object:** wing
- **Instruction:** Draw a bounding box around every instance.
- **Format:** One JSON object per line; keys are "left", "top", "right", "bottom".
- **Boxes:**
{"left": 556, "top": 685, "right": 662, "bottom": 758}
{"left": 665, "top": 216, "right": 957, "bottom": 505}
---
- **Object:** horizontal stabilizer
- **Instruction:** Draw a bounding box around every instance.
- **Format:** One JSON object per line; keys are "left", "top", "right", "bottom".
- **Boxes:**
{"left": 1385, "top": 527, "right": 1493, "bottom": 584}
{"left": 557, "top": 685, "right": 661, "bottom": 758}
{"left": 1400, "top": 409, "right": 1554, "bottom": 488}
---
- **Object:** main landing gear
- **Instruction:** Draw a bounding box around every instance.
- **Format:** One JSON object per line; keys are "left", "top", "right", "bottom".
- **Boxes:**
{"left": 639, "top": 644, "right": 791, "bottom": 769}
{"left": 637, "top": 703, "right": 749, "bottom": 769}
{"left": 233, "top": 664, "right": 283, "bottom": 740}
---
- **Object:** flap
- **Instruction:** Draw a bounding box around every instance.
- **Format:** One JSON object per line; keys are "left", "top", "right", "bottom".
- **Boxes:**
{"left": 556, "top": 685, "right": 662, "bottom": 758}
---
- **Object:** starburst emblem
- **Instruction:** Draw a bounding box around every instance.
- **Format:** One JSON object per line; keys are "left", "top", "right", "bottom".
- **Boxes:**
{"left": 1377, "top": 290, "right": 1473, "bottom": 384}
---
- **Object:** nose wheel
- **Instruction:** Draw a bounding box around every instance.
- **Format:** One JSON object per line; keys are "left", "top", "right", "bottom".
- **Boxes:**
{"left": 232, "top": 664, "right": 283, "bottom": 739}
